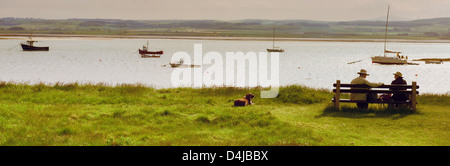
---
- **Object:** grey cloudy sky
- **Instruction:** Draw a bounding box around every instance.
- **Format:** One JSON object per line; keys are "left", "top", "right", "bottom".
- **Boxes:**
{"left": 1, "top": 0, "right": 450, "bottom": 21}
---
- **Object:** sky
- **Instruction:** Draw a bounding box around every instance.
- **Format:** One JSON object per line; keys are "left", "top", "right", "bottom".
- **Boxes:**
{"left": 1, "top": 0, "right": 450, "bottom": 21}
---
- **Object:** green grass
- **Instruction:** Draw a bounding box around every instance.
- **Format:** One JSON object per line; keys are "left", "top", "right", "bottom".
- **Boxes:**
{"left": 0, "top": 82, "right": 449, "bottom": 146}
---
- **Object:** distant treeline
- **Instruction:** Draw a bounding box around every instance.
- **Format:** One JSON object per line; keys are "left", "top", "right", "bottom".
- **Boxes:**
{"left": 1, "top": 17, "right": 450, "bottom": 39}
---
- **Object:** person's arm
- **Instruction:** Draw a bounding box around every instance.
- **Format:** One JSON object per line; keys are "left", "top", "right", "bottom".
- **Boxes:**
{"left": 390, "top": 80, "right": 395, "bottom": 90}
{"left": 363, "top": 78, "right": 384, "bottom": 88}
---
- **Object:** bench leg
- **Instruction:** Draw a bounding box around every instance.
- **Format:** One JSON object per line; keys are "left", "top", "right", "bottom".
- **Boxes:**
{"left": 411, "top": 82, "right": 417, "bottom": 111}
{"left": 335, "top": 80, "right": 341, "bottom": 110}
{"left": 387, "top": 103, "right": 394, "bottom": 109}
{"left": 356, "top": 103, "right": 368, "bottom": 109}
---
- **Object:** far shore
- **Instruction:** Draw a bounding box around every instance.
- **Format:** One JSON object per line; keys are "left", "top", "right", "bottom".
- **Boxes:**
{"left": 2, "top": 33, "right": 450, "bottom": 43}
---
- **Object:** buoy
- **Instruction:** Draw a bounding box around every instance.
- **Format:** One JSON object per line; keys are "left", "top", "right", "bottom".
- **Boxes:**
{"left": 415, "top": 74, "right": 418, "bottom": 76}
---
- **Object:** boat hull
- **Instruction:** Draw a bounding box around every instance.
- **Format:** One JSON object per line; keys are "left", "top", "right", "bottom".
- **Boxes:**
{"left": 267, "top": 48, "right": 284, "bottom": 52}
{"left": 139, "top": 49, "right": 163, "bottom": 55}
{"left": 371, "top": 56, "right": 407, "bottom": 64}
{"left": 169, "top": 63, "right": 182, "bottom": 67}
{"left": 140, "top": 54, "right": 161, "bottom": 58}
{"left": 425, "top": 61, "right": 443, "bottom": 64}
{"left": 139, "top": 49, "right": 163, "bottom": 58}
{"left": 21, "top": 44, "right": 49, "bottom": 51}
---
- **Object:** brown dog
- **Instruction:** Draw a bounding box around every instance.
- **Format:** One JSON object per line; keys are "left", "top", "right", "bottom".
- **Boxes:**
{"left": 234, "top": 93, "right": 255, "bottom": 106}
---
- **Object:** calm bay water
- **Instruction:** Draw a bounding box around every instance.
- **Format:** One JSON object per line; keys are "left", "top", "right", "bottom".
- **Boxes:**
{"left": 1, "top": 37, "right": 449, "bottom": 94}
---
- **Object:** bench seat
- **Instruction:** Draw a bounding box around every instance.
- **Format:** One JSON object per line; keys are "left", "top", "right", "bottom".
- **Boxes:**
{"left": 332, "top": 99, "right": 411, "bottom": 104}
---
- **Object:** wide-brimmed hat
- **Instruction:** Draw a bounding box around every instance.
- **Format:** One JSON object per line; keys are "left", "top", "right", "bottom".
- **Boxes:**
{"left": 357, "top": 69, "right": 369, "bottom": 75}
{"left": 393, "top": 71, "right": 403, "bottom": 77}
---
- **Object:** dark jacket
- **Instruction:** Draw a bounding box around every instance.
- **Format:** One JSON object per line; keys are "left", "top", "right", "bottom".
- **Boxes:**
{"left": 390, "top": 77, "right": 408, "bottom": 101}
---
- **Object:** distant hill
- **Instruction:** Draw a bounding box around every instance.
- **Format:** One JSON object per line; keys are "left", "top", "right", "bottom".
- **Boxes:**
{"left": 368, "top": 15, "right": 413, "bottom": 21}
{"left": 1, "top": 17, "right": 450, "bottom": 39}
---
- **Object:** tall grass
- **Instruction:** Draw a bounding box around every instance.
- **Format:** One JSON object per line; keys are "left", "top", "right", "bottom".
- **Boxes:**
{"left": 0, "top": 82, "right": 449, "bottom": 145}
{"left": 417, "top": 93, "right": 450, "bottom": 106}
{"left": 275, "top": 85, "right": 332, "bottom": 105}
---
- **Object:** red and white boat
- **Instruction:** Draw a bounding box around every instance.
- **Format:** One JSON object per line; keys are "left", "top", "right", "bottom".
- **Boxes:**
{"left": 139, "top": 41, "right": 163, "bottom": 58}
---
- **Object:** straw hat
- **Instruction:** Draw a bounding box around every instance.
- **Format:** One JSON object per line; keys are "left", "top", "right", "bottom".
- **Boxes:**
{"left": 393, "top": 71, "right": 403, "bottom": 77}
{"left": 357, "top": 69, "right": 369, "bottom": 75}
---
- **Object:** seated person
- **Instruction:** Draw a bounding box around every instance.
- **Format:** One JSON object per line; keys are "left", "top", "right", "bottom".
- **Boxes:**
{"left": 390, "top": 72, "right": 408, "bottom": 107}
{"left": 350, "top": 69, "right": 384, "bottom": 109}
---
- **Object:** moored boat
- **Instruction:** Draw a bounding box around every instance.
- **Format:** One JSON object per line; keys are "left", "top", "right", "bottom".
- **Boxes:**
{"left": 371, "top": 6, "right": 407, "bottom": 65}
{"left": 139, "top": 41, "right": 163, "bottom": 58}
{"left": 267, "top": 26, "right": 284, "bottom": 53}
{"left": 169, "top": 59, "right": 184, "bottom": 68}
{"left": 21, "top": 36, "right": 49, "bottom": 51}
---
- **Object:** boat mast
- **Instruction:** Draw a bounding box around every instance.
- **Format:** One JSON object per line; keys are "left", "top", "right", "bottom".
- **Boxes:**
{"left": 384, "top": 5, "right": 390, "bottom": 57}
{"left": 272, "top": 26, "right": 275, "bottom": 49}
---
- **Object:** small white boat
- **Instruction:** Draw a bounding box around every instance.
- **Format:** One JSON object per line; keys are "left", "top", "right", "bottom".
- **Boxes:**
{"left": 169, "top": 59, "right": 184, "bottom": 68}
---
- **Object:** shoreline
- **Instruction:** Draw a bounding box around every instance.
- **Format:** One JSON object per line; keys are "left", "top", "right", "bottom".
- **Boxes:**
{"left": 2, "top": 33, "right": 450, "bottom": 43}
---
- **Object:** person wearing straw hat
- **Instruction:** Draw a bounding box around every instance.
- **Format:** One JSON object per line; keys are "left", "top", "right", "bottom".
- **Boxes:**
{"left": 350, "top": 69, "right": 384, "bottom": 109}
{"left": 390, "top": 71, "right": 408, "bottom": 103}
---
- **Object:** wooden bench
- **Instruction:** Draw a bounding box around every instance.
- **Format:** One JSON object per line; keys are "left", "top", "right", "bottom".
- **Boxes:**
{"left": 332, "top": 80, "right": 419, "bottom": 111}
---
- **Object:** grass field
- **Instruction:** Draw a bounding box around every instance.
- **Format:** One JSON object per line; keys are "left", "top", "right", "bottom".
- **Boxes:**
{"left": 0, "top": 82, "right": 449, "bottom": 146}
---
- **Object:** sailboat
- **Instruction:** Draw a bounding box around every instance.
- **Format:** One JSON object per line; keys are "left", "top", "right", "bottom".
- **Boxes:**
{"left": 267, "top": 26, "right": 284, "bottom": 52}
{"left": 371, "top": 5, "right": 407, "bottom": 64}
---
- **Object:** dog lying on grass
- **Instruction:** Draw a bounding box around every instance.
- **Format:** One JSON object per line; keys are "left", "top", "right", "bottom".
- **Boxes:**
{"left": 234, "top": 93, "right": 255, "bottom": 106}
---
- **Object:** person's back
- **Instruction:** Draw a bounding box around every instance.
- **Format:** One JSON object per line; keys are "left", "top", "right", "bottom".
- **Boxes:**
{"left": 350, "top": 69, "right": 384, "bottom": 109}
{"left": 350, "top": 76, "right": 370, "bottom": 101}
{"left": 391, "top": 72, "right": 408, "bottom": 101}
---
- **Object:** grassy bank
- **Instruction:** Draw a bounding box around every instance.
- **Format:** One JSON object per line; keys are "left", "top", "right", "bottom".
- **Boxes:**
{"left": 0, "top": 82, "right": 449, "bottom": 146}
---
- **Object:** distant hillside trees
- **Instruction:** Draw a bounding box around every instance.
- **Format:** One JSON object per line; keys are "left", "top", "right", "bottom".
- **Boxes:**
{"left": 2, "top": 17, "right": 450, "bottom": 39}
{"left": 424, "top": 32, "right": 439, "bottom": 37}
{"left": 7, "top": 26, "right": 25, "bottom": 31}
{"left": 79, "top": 21, "right": 106, "bottom": 27}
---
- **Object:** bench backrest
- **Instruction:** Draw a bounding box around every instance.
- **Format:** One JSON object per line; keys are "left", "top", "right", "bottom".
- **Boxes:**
{"left": 333, "top": 84, "right": 419, "bottom": 89}
{"left": 333, "top": 83, "right": 419, "bottom": 94}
